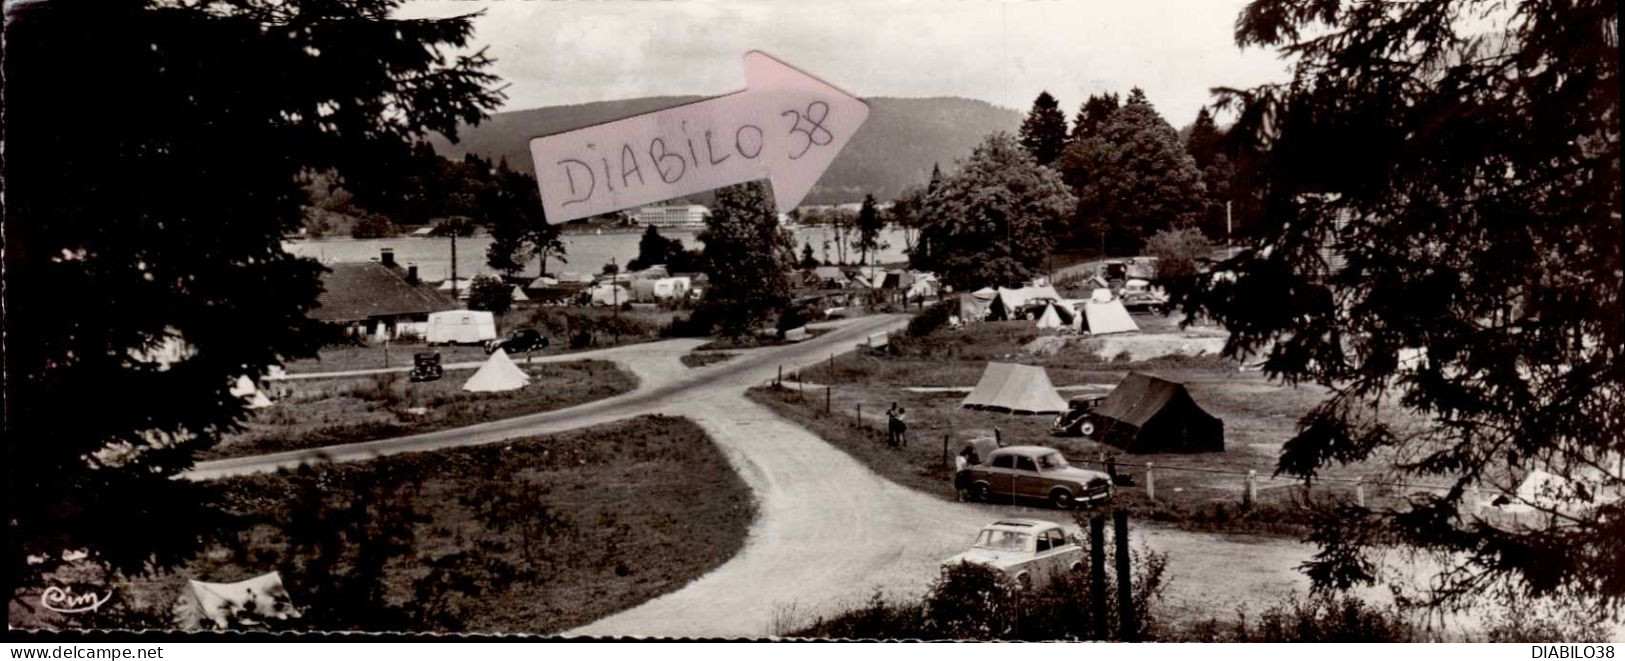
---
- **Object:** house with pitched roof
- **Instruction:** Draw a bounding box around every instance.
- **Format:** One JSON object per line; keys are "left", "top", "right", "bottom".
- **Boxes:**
{"left": 309, "top": 248, "right": 459, "bottom": 342}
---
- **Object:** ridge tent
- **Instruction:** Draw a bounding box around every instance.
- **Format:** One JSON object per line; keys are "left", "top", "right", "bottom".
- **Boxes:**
{"left": 172, "top": 572, "right": 301, "bottom": 630}
{"left": 229, "top": 375, "right": 273, "bottom": 409}
{"left": 511, "top": 286, "right": 530, "bottom": 302}
{"left": 1091, "top": 372, "right": 1223, "bottom": 453}
{"left": 960, "top": 362, "right": 1068, "bottom": 414}
{"left": 462, "top": 348, "right": 530, "bottom": 392}
{"left": 958, "top": 293, "right": 990, "bottom": 322}
{"left": 1081, "top": 299, "right": 1138, "bottom": 335}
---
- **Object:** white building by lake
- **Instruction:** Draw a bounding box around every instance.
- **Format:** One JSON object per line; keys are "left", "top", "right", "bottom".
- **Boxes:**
{"left": 634, "top": 205, "right": 708, "bottom": 229}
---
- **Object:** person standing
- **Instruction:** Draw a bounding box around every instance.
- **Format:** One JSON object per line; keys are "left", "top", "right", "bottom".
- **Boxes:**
{"left": 885, "top": 402, "right": 901, "bottom": 446}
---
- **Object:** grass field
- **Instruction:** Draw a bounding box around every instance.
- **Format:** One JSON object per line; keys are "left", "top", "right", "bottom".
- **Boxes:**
{"left": 108, "top": 416, "right": 755, "bottom": 634}
{"left": 747, "top": 314, "right": 1432, "bottom": 534}
{"left": 204, "top": 360, "right": 637, "bottom": 460}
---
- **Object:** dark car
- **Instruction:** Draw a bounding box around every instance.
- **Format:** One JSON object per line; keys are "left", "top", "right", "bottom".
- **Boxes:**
{"left": 954, "top": 446, "right": 1113, "bottom": 509}
{"left": 1051, "top": 395, "right": 1105, "bottom": 437}
{"left": 485, "top": 328, "right": 548, "bottom": 355}
{"left": 409, "top": 352, "right": 443, "bottom": 383}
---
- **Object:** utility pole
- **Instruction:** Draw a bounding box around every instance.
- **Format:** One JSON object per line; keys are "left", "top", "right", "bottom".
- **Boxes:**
{"left": 449, "top": 223, "right": 460, "bottom": 303}
{"left": 1226, "top": 201, "right": 1233, "bottom": 249}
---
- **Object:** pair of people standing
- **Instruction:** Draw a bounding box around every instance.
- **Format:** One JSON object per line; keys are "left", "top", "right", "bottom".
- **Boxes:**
{"left": 885, "top": 402, "right": 908, "bottom": 448}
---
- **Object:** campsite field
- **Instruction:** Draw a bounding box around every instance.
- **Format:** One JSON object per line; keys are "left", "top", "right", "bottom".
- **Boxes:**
{"left": 283, "top": 307, "right": 686, "bottom": 375}
{"left": 94, "top": 416, "right": 755, "bottom": 634}
{"left": 203, "top": 360, "right": 637, "bottom": 460}
{"left": 746, "top": 315, "right": 1432, "bottom": 534}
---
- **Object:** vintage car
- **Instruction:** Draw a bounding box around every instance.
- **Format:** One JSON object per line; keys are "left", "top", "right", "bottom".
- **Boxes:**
{"left": 408, "top": 352, "right": 443, "bottom": 383}
{"left": 1119, "top": 278, "right": 1170, "bottom": 311}
{"left": 954, "top": 445, "right": 1113, "bottom": 509}
{"left": 484, "top": 328, "right": 548, "bottom": 355}
{"left": 1051, "top": 395, "right": 1106, "bottom": 437}
{"left": 940, "top": 519, "right": 1086, "bottom": 590}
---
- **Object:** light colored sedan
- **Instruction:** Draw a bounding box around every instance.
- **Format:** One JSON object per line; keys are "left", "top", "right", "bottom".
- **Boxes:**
{"left": 940, "top": 519, "right": 1085, "bottom": 590}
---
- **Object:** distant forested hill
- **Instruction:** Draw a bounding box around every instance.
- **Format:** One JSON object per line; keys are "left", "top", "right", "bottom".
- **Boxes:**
{"left": 429, "top": 96, "right": 1021, "bottom": 204}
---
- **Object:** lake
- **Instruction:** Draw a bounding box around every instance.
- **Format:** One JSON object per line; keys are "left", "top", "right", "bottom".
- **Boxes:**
{"left": 283, "top": 226, "right": 916, "bottom": 283}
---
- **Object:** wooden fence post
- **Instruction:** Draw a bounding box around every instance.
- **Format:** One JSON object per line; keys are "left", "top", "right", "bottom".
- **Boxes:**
{"left": 826, "top": 386, "right": 832, "bottom": 414}
{"left": 1114, "top": 509, "right": 1135, "bottom": 641}
{"left": 778, "top": 365, "right": 783, "bottom": 386}
{"left": 942, "top": 434, "right": 950, "bottom": 470}
{"left": 1144, "top": 462, "right": 1155, "bottom": 501}
{"left": 1089, "top": 515, "right": 1108, "bottom": 641}
{"left": 1246, "top": 470, "right": 1259, "bottom": 506}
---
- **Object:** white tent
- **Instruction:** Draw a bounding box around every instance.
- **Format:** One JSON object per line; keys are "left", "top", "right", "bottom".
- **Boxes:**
{"left": 1090, "top": 288, "right": 1116, "bottom": 303}
{"left": 511, "top": 286, "right": 530, "bottom": 302}
{"left": 462, "top": 349, "right": 530, "bottom": 393}
{"left": 1081, "top": 299, "right": 1138, "bottom": 335}
{"left": 960, "top": 362, "right": 1068, "bottom": 414}
{"left": 1035, "top": 302, "right": 1076, "bottom": 331}
{"left": 588, "top": 283, "right": 630, "bottom": 306}
{"left": 528, "top": 276, "right": 559, "bottom": 288}
{"left": 230, "top": 375, "right": 273, "bottom": 409}
{"left": 172, "top": 572, "right": 301, "bottom": 630}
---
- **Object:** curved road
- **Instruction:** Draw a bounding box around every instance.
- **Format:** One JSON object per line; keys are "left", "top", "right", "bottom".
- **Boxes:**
{"left": 189, "top": 314, "right": 1350, "bottom": 638}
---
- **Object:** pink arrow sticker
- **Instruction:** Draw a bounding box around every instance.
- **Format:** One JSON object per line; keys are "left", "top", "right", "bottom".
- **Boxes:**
{"left": 528, "top": 51, "right": 870, "bottom": 223}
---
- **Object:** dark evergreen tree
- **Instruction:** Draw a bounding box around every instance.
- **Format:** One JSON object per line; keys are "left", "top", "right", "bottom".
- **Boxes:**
{"left": 1070, "top": 93, "right": 1121, "bottom": 142}
{"left": 1184, "top": 107, "right": 1224, "bottom": 169}
{"left": 5, "top": 0, "right": 502, "bottom": 588}
{"left": 1059, "top": 88, "right": 1208, "bottom": 254}
{"left": 800, "top": 242, "right": 820, "bottom": 270}
{"left": 1019, "top": 91, "right": 1070, "bottom": 166}
{"left": 1182, "top": 0, "right": 1622, "bottom": 612}
{"left": 855, "top": 194, "right": 884, "bottom": 265}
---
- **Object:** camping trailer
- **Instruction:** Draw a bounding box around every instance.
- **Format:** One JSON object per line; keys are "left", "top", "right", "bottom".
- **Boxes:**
{"left": 425, "top": 310, "right": 498, "bottom": 345}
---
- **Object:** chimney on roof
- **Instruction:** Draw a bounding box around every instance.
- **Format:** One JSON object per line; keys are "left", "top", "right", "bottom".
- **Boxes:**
{"left": 405, "top": 263, "right": 419, "bottom": 285}
{"left": 380, "top": 247, "right": 396, "bottom": 267}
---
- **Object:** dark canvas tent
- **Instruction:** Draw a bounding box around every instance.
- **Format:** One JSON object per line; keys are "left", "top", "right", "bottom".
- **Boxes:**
{"left": 1092, "top": 372, "right": 1224, "bottom": 453}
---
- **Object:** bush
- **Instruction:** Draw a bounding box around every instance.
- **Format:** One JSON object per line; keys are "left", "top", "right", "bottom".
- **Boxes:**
{"left": 350, "top": 213, "right": 399, "bottom": 239}
{"left": 906, "top": 301, "right": 953, "bottom": 338}
{"left": 1144, "top": 227, "right": 1213, "bottom": 280}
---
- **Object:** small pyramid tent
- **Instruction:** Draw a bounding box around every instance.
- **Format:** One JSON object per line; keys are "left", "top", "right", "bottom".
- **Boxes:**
{"left": 511, "top": 285, "right": 530, "bottom": 302}
{"left": 230, "top": 375, "right": 273, "bottom": 409}
{"left": 462, "top": 348, "right": 530, "bottom": 392}
{"left": 172, "top": 572, "right": 301, "bottom": 630}
{"left": 1091, "top": 372, "right": 1223, "bottom": 452}
{"left": 1081, "top": 299, "right": 1139, "bottom": 335}
{"left": 1035, "top": 302, "right": 1076, "bottom": 330}
{"left": 961, "top": 362, "right": 1068, "bottom": 414}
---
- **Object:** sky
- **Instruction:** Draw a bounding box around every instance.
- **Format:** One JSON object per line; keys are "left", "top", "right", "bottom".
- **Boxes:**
{"left": 395, "top": 0, "right": 1294, "bottom": 127}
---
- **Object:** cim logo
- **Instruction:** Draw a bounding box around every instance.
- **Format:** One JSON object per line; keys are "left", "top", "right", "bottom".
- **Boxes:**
{"left": 40, "top": 585, "right": 113, "bottom": 614}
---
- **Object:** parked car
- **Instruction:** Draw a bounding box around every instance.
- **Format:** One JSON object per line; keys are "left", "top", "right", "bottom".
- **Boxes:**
{"left": 954, "top": 446, "right": 1113, "bottom": 509}
{"left": 1051, "top": 395, "right": 1106, "bottom": 437}
{"left": 485, "top": 328, "right": 548, "bottom": 355}
{"left": 1119, "top": 278, "right": 1169, "bottom": 311}
{"left": 940, "top": 519, "right": 1085, "bottom": 590}
{"left": 408, "top": 352, "right": 443, "bottom": 383}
